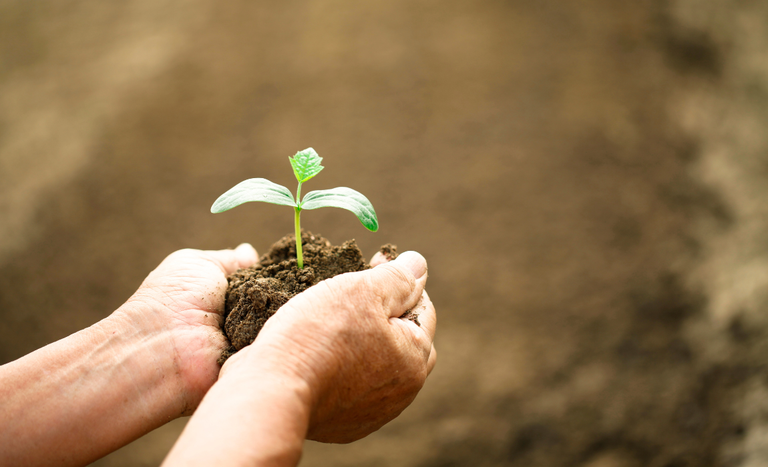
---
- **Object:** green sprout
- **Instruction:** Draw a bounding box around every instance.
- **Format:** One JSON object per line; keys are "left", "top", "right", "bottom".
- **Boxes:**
{"left": 211, "top": 148, "right": 378, "bottom": 269}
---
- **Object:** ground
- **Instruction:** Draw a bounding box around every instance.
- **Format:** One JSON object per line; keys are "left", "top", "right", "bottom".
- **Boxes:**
{"left": 2, "top": 1, "right": 768, "bottom": 465}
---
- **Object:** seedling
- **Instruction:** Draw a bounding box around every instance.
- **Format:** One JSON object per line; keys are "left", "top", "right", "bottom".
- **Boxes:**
{"left": 211, "top": 148, "right": 378, "bottom": 269}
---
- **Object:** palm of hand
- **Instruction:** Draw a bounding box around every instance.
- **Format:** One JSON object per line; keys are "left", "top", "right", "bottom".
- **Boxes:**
{"left": 124, "top": 247, "right": 256, "bottom": 413}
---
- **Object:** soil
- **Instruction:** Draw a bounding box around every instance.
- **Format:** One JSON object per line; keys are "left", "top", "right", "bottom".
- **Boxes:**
{"left": 3, "top": 2, "right": 768, "bottom": 467}
{"left": 219, "top": 231, "right": 398, "bottom": 363}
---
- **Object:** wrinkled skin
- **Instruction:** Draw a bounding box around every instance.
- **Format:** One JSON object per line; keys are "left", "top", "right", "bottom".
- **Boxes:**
{"left": 222, "top": 250, "right": 437, "bottom": 443}
{"left": 0, "top": 243, "right": 435, "bottom": 467}
{"left": 120, "top": 244, "right": 259, "bottom": 413}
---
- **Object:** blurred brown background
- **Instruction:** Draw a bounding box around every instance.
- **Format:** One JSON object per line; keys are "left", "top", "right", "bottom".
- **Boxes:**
{"left": 3, "top": 0, "right": 768, "bottom": 465}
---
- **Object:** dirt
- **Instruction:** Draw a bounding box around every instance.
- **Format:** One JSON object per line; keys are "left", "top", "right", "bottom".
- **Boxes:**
{"left": 3, "top": 1, "right": 768, "bottom": 467}
{"left": 220, "top": 231, "right": 399, "bottom": 363}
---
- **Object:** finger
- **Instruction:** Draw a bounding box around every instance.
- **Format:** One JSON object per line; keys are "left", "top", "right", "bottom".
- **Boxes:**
{"left": 415, "top": 290, "right": 436, "bottom": 342}
{"left": 368, "top": 251, "right": 428, "bottom": 318}
{"left": 427, "top": 344, "right": 437, "bottom": 375}
{"left": 234, "top": 243, "right": 259, "bottom": 268}
{"left": 370, "top": 251, "right": 390, "bottom": 267}
{"left": 207, "top": 243, "right": 259, "bottom": 276}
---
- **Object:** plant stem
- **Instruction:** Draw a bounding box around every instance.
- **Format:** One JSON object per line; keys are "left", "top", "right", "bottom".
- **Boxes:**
{"left": 295, "top": 181, "right": 304, "bottom": 269}
{"left": 294, "top": 207, "right": 303, "bottom": 269}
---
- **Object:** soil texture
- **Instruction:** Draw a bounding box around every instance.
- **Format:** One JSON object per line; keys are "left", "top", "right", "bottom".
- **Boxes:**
{"left": 4, "top": 1, "right": 768, "bottom": 466}
{"left": 220, "top": 231, "right": 397, "bottom": 362}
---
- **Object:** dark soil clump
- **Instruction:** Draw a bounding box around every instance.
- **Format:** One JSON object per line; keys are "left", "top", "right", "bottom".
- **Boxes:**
{"left": 219, "top": 231, "right": 396, "bottom": 364}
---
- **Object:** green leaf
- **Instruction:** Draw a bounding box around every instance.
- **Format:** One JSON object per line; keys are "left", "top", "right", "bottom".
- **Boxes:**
{"left": 300, "top": 187, "right": 379, "bottom": 232}
{"left": 211, "top": 178, "right": 296, "bottom": 213}
{"left": 289, "top": 148, "right": 324, "bottom": 183}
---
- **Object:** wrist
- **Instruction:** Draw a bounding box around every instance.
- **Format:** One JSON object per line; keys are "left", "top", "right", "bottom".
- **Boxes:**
{"left": 164, "top": 344, "right": 312, "bottom": 467}
{"left": 0, "top": 309, "right": 190, "bottom": 466}
{"left": 220, "top": 342, "right": 315, "bottom": 411}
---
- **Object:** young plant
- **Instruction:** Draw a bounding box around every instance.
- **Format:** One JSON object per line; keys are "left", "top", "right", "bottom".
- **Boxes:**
{"left": 211, "top": 148, "right": 378, "bottom": 269}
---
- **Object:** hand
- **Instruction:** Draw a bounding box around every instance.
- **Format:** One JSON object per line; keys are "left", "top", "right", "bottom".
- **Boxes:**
{"left": 222, "top": 251, "right": 437, "bottom": 443}
{"left": 0, "top": 244, "right": 259, "bottom": 467}
{"left": 117, "top": 244, "right": 258, "bottom": 413}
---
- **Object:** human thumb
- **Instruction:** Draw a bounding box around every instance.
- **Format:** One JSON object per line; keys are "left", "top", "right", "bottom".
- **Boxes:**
{"left": 368, "top": 251, "right": 428, "bottom": 318}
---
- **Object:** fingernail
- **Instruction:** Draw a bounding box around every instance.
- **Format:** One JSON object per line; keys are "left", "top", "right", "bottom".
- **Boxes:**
{"left": 397, "top": 251, "right": 427, "bottom": 280}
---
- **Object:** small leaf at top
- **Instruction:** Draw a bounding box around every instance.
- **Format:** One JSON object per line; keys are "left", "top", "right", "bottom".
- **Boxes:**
{"left": 290, "top": 148, "right": 324, "bottom": 183}
{"left": 211, "top": 178, "right": 296, "bottom": 213}
{"left": 300, "top": 187, "right": 379, "bottom": 232}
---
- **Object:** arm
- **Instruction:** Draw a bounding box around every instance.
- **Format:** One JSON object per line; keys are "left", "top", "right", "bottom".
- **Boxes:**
{"left": 0, "top": 244, "right": 258, "bottom": 467}
{"left": 161, "top": 354, "right": 313, "bottom": 467}
{"left": 163, "top": 251, "right": 437, "bottom": 466}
